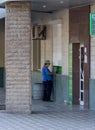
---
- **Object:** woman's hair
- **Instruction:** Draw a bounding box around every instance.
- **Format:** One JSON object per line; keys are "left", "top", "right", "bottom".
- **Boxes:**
{"left": 44, "top": 63, "right": 50, "bottom": 66}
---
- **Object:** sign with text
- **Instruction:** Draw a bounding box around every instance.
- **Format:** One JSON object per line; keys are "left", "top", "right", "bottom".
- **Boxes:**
{"left": 90, "top": 13, "right": 95, "bottom": 35}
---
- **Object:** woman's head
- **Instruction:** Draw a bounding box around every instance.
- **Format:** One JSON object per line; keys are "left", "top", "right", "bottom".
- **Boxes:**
{"left": 44, "top": 60, "right": 50, "bottom": 66}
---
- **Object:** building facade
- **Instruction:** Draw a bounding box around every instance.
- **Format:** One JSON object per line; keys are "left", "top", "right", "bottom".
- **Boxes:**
{"left": 0, "top": 0, "right": 95, "bottom": 113}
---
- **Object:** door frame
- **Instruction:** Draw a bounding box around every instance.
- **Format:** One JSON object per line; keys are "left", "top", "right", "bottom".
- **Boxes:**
{"left": 72, "top": 43, "right": 80, "bottom": 105}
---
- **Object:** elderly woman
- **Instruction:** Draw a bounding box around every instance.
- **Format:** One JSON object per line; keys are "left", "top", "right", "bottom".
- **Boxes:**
{"left": 42, "top": 60, "right": 55, "bottom": 102}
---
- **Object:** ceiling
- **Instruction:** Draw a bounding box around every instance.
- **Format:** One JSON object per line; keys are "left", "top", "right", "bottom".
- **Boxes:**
{"left": 1, "top": 0, "right": 95, "bottom": 13}
{"left": 0, "top": 0, "right": 95, "bottom": 20}
{"left": 31, "top": 0, "right": 95, "bottom": 21}
{"left": 31, "top": 0, "right": 95, "bottom": 13}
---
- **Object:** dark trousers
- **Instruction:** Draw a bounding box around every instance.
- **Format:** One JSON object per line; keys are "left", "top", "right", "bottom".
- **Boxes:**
{"left": 43, "top": 81, "right": 53, "bottom": 101}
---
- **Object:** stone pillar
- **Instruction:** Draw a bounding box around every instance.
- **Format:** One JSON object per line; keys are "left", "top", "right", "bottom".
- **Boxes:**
{"left": 5, "top": 2, "right": 32, "bottom": 114}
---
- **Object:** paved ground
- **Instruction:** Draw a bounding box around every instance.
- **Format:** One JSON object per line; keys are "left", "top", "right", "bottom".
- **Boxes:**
{"left": 0, "top": 100, "right": 95, "bottom": 130}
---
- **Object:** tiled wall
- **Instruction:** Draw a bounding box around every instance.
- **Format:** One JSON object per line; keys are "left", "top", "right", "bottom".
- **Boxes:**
{"left": 54, "top": 74, "right": 69, "bottom": 102}
{"left": 31, "top": 71, "right": 69, "bottom": 102}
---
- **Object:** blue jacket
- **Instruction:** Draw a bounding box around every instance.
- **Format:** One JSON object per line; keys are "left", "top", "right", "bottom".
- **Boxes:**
{"left": 42, "top": 66, "right": 53, "bottom": 81}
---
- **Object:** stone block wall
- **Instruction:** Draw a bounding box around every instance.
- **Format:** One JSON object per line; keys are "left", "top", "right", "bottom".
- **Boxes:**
{"left": 5, "top": 2, "right": 32, "bottom": 113}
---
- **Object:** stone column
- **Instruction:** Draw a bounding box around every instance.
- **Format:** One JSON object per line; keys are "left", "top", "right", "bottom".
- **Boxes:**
{"left": 5, "top": 2, "right": 32, "bottom": 114}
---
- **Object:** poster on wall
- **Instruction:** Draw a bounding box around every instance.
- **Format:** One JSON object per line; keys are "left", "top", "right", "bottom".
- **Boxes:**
{"left": 90, "top": 13, "right": 95, "bottom": 35}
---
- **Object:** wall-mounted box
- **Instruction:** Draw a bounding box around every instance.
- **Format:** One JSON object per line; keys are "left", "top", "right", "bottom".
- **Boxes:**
{"left": 53, "top": 66, "right": 62, "bottom": 74}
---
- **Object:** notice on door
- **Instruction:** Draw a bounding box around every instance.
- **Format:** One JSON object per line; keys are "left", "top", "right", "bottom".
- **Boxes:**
{"left": 90, "top": 13, "right": 95, "bottom": 35}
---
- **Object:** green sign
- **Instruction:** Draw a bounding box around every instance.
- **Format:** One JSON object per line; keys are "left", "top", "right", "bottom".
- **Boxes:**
{"left": 90, "top": 13, "right": 95, "bottom": 35}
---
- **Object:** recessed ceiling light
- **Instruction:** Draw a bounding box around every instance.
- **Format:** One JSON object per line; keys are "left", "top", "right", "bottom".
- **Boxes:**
{"left": 42, "top": 5, "right": 47, "bottom": 8}
{"left": 60, "top": 1, "right": 64, "bottom": 4}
